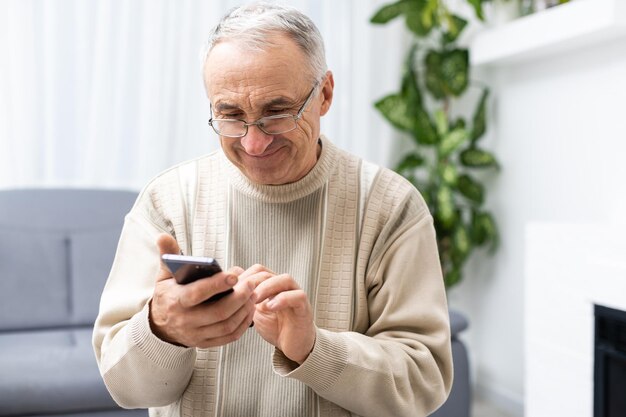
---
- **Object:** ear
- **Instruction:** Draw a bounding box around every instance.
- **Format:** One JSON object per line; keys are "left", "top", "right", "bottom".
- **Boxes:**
{"left": 319, "top": 71, "right": 334, "bottom": 117}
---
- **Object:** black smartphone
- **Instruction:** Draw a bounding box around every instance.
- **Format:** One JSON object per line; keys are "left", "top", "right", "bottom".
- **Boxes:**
{"left": 161, "top": 254, "right": 233, "bottom": 302}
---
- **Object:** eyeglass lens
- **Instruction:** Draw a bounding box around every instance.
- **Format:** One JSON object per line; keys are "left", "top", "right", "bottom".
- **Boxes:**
{"left": 213, "top": 115, "right": 297, "bottom": 137}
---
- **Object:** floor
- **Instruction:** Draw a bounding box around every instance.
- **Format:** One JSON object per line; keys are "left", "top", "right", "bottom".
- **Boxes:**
{"left": 472, "top": 396, "right": 519, "bottom": 417}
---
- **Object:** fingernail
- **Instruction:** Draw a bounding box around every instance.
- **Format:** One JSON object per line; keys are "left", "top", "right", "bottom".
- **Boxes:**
{"left": 227, "top": 275, "right": 238, "bottom": 286}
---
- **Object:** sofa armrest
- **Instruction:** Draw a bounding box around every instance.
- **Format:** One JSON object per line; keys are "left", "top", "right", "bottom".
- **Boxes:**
{"left": 449, "top": 309, "right": 469, "bottom": 338}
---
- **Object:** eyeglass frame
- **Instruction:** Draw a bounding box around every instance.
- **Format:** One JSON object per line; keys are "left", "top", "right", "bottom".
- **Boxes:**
{"left": 208, "top": 81, "right": 320, "bottom": 138}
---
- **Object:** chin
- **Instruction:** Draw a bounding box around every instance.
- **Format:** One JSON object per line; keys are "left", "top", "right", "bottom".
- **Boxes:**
{"left": 244, "top": 169, "right": 290, "bottom": 185}
{"left": 240, "top": 158, "right": 296, "bottom": 185}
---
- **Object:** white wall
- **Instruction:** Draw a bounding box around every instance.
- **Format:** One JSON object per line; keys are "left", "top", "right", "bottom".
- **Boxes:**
{"left": 448, "top": 15, "right": 626, "bottom": 415}
{"left": 525, "top": 223, "right": 626, "bottom": 417}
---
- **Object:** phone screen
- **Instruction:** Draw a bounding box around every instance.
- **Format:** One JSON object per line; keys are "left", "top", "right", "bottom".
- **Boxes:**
{"left": 161, "top": 254, "right": 232, "bottom": 302}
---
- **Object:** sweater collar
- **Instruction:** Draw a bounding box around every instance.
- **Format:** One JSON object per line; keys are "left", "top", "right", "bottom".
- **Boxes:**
{"left": 222, "top": 135, "right": 336, "bottom": 203}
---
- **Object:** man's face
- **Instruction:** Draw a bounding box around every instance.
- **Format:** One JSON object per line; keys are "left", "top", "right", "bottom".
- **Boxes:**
{"left": 203, "top": 34, "right": 333, "bottom": 185}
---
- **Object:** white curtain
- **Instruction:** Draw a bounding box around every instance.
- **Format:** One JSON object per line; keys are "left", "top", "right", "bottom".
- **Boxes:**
{"left": 0, "top": 0, "right": 407, "bottom": 190}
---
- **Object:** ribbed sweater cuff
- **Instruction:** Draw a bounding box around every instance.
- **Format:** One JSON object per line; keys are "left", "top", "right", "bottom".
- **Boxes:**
{"left": 129, "top": 303, "right": 195, "bottom": 370}
{"left": 272, "top": 328, "right": 348, "bottom": 393}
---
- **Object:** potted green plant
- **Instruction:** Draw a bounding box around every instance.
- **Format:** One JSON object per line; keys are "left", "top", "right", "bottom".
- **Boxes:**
{"left": 371, "top": 0, "right": 499, "bottom": 288}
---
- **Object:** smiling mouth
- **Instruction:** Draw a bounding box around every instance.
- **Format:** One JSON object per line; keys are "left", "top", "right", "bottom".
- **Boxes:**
{"left": 246, "top": 146, "right": 284, "bottom": 159}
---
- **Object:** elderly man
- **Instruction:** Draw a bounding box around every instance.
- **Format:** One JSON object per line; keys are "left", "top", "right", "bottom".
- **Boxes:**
{"left": 93, "top": 3, "right": 452, "bottom": 417}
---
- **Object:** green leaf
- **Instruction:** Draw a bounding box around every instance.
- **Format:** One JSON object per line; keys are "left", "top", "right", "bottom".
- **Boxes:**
{"left": 470, "top": 210, "right": 487, "bottom": 245}
{"left": 425, "top": 49, "right": 469, "bottom": 99}
{"left": 471, "top": 88, "right": 489, "bottom": 142}
{"left": 467, "top": 0, "right": 485, "bottom": 21}
{"left": 374, "top": 94, "right": 438, "bottom": 145}
{"left": 457, "top": 174, "right": 484, "bottom": 204}
{"left": 440, "top": 49, "right": 469, "bottom": 97}
{"left": 413, "top": 109, "right": 439, "bottom": 145}
{"left": 452, "top": 225, "right": 471, "bottom": 264}
{"left": 435, "top": 185, "right": 456, "bottom": 230}
{"left": 370, "top": 0, "right": 414, "bottom": 24}
{"left": 396, "top": 153, "right": 425, "bottom": 173}
{"left": 439, "top": 127, "right": 469, "bottom": 157}
{"left": 374, "top": 94, "right": 414, "bottom": 132}
{"left": 401, "top": 47, "right": 426, "bottom": 146}
{"left": 405, "top": 7, "right": 433, "bottom": 37}
{"left": 471, "top": 211, "right": 499, "bottom": 251}
{"left": 425, "top": 51, "right": 446, "bottom": 100}
{"left": 443, "top": 14, "right": 468, "bottom": 43}
{"left": 460, "top": 148, "right": 499, "bottom": 168}
{"left": 374, "top": 93, "right": 437, "bottom": 145}
{"left": 401, "top": 45, "right": 422, "bottom": 107}
{"left": 434, "top": 109, "right": 448, "bottom": 136}
{"left": 421, "top": 0, "right": 439, "bottom": 31}
{"left": 444, "top": 267, "right": 462, "bottom": 288}
{"left": 439, "top": 163, "right": 458, "bottom": 186}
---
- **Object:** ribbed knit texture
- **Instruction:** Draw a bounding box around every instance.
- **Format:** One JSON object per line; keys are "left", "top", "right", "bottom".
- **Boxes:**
{"left": 219, "top": 187, "right": 325, "bottom": 416}
{"left": 183, "top": 138, "right": 336, "bottom": 417}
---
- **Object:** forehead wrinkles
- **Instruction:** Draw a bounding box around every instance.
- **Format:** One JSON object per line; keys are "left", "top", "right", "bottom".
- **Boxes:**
{"left": 204, "top": 35, "right": 311, "bottom": 111}
{"left": 210, "top": 77, "right": 305, "bottom": 114}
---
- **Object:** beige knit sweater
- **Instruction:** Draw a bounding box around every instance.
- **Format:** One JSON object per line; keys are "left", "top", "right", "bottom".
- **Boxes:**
{"left": 93, "top": 136, "right": 452, "bottom": 417}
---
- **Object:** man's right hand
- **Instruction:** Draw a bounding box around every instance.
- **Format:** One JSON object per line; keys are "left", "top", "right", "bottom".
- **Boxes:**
{"left": 148, "top": 233, "right": 256, "bottom": 348}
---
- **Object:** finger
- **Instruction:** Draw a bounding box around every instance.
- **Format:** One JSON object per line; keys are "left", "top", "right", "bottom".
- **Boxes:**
{"left": 156, "top": 233, "right": 182, "bottom": 281}
{"left": 239, "top": 263, "right": 275, "bottom": 279}
{"left": 254, "top": 273, "right": 300, "bottom": 303}
{"left": 195, "top": 301, "right": 256, "bottom": 348}
{"left": 202, "top": 298, "right": 255, "bottom": 336}
{"left": 263, "top": 289, "right": 311, "bottom": 316}
{"left": 228, "top": 266, "right": 245, "bottom": 275}
{"left": 180, "top": 272, "right": 248, "bottom": 308}
{"left": 242, "top": 270, "right": 275, "bottom": 289}
{"left": 180, "top": 286, "right": 254, "bottom": 332}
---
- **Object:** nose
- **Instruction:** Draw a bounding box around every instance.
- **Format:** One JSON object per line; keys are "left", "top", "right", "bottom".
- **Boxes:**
{"left": 240, "top": 125, "right": 273, "bottom": 156}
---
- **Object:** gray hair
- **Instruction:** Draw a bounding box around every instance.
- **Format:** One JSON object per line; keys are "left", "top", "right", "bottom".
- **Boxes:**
{"left": 203, "top": 2, "right": 327, "bottom": 82}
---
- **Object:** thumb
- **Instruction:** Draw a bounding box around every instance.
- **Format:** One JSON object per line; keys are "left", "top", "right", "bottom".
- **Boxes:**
{"left": 156, "top": 233, "right": 181, "bottom": 281}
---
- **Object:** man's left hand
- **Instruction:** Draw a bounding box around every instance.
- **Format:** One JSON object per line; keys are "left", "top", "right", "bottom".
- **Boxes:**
{"left": 252, "top": 273, "right": 316, "bottom": 365}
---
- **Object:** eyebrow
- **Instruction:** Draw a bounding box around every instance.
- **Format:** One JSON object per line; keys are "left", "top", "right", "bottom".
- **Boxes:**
{"left": 213, "top": 96, "right": 298, "bottom": 113}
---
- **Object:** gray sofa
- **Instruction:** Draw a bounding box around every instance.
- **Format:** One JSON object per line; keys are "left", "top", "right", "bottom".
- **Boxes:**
{"left": 0, "top": 189, "right": 147, "bottom": 417}
{"left": 0, "top": 188, "right": 469, "bottom": 417}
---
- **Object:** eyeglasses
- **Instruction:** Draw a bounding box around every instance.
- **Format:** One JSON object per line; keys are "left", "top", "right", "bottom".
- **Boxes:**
{"left": 208, "top": 82, "right": 319, "bottom": 138}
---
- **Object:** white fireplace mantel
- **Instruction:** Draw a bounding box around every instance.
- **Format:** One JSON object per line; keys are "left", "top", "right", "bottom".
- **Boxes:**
{"left": 525, "top": 223, "right": 626, "bottom": 417}
{"left": 470, "top": 0, "right": 626, "bottom": 67}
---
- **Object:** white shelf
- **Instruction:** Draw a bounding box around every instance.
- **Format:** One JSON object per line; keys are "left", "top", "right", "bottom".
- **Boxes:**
{"left": 470, "top": 0, "right": 626, "bottom": 67}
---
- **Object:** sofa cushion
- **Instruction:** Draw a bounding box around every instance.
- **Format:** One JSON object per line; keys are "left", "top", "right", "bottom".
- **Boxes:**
{"left": 0, "top": 228, "right": 124, "bottom": 331}
{"left": 0, "top": 327, "right": 119, "bottom": 415}
{"left": 0, "top": 189, "right": 137, "bottom": 331}
{"left": 70, "top": 229, "right": 123, "bottom": 326}
{"left": 0, "top": 229, "right": 70, "bottom": 331}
